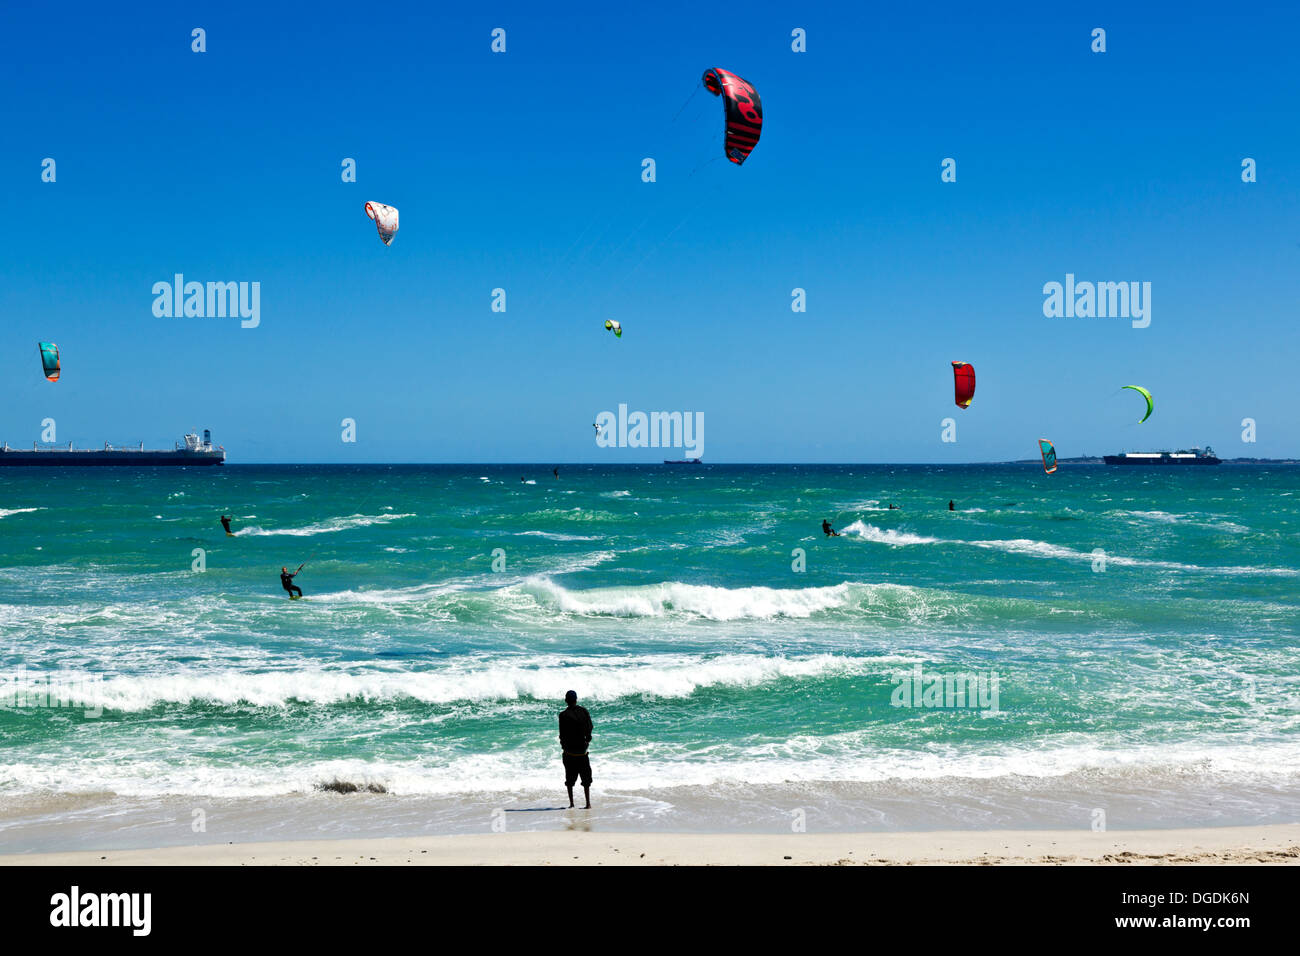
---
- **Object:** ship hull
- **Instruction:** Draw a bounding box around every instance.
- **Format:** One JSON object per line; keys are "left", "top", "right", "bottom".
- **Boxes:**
{"left": 1103, "top": 455, "right": 1220, "bottom": 466}
{"left": 0, "top": 451, "right": 224, "bottom": 466}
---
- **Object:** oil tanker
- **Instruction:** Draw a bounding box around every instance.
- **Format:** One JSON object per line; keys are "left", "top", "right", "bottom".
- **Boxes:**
{"left": 0, "top": 430, "right": 225, "bottom": 466}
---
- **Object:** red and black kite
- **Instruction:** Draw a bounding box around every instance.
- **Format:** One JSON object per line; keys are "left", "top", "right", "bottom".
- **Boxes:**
{"left": 702, "top": 68, "right": 763, "bottom": 165}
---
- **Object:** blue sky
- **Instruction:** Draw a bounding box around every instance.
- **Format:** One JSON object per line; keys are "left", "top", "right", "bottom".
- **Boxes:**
{"left": 2, "top": 0, "right": 1297, "bottom": 462}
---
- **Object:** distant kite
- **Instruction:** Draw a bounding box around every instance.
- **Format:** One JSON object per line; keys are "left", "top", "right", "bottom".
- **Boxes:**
{"left": 702, "top": 68, "right": 763, "bottom": 165}
{"left": 38, "top": 342, "right": 59, "bottom": 382}
{"left": 952, "top": 361, "right": 975, "bottom": 409}
{"left": 1122, "top": 385, "right": 1153, "bottom": 423}
{"left": 604, "top": 319, "right": 622, "bottom": 339}
{"left": 364, "top": 202, "right": 399, "bottom": 246}
{"left": 1039, "top": 438, "right": 1057, "bottom": 474}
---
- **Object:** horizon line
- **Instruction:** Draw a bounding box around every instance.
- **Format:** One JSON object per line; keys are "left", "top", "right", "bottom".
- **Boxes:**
{"left": 199, "top": 458, "right": 1300, "bottom": 466}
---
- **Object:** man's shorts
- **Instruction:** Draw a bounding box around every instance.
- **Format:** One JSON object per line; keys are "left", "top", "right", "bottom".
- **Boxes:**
{"left": 563, "top": 753, "right": 592, "bottom": 787}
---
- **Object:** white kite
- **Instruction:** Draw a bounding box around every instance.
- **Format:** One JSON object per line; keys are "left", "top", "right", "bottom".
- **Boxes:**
{"left": 364, "top": 201, "right": 399, "bottom": 246}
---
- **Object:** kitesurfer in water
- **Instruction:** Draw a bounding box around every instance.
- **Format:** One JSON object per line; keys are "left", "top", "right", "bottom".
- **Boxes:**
{"left": 822, "top": 519, "right": 840, "bottom": 537}
{"left": 220, "top": 514, "right": 232, "bottom": 534}
{"left": 948, "top": 500, "right": 955, "bottom": 511}
{"left": 888, "top": 504, "right": 898, "bottom": 510}
{"left": 553, "top": 467, "right": 559, "bottom": 478}
{"left": 281, "top": 564, "right": 304, "bottom": 598}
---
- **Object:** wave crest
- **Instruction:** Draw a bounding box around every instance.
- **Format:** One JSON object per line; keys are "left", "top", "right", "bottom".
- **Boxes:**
{"left": 236, "top": 513, "right": 414, "bottom": 537}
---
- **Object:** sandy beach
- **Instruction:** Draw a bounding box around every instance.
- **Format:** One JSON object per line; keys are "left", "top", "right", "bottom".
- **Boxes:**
{"left": 4, "top": 825, "right": 1298, "bottom": 866}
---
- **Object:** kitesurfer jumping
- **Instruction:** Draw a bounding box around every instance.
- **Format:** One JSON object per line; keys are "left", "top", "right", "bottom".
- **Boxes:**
{"left": 281, "top": 564, "right": 304, "bottom": 598}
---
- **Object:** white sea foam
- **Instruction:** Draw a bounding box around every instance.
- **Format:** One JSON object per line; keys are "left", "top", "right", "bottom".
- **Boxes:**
{"left": 540, "top": 551, "right": 617, "bottom": 575}
{"left": 0, "top": 508, "right": 41, "bottom": 518}
{"left": 967, "top": 538, "right": 1295, "bottom": 575}
{"left": 6, "top": 733, "right": 1299, "bottom": 800}
{"left": 57, "top": 653, "right": 878, "bottom": 712}
{"left": 518, "top": 578, "right": 870, "bottom": 620}
{"left": 307, "top": 581, "right": 473, "bottom": 606}
{"left": 236, "top": 513, "right": 415, "bottom": 537}
{"left": 1111, "top": 510, "right": 1251, "bottom": 534}
{"left": 840, "top": 523, "right": 1296, "bottom": 576}
{"left": 840, "top": 521, "right": 938, "bottom": 546}
{"left": 513, "top": 531, "right": 600, "bottom": 542}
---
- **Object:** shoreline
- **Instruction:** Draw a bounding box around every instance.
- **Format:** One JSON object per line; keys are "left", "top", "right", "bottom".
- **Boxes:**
{"left": 4, "top": 825, "right": 1299, "bottom": 866}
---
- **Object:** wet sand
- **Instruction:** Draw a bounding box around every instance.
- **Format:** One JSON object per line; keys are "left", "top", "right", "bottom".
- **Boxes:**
{"left": 4, "top": 825, "right": 1299, "bottom": 866}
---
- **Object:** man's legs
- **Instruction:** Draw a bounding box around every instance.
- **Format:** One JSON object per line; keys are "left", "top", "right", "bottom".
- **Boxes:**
{"left": 564, "top": 755, "right": 591, "bottom": 809}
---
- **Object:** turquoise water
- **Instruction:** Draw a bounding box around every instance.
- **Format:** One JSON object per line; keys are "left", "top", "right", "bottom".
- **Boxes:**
{"left": 1, "top": 464, "right": 1298, "bottom": 847}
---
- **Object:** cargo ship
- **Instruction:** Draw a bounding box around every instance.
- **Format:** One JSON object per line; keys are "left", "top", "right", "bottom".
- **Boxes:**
{"left": 1103, "top": 446, "right": 1220, "bottom": 466}
{"left": 0, "top": 430, "right": 225, "bottom": 466}
{"left": 663, "top": 458, "right": 703, "bottom": 464}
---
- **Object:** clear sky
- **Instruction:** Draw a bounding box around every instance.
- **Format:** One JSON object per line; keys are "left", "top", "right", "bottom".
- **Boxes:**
{"left": 2, "top": 0, "right": 1297, "bottom": 462}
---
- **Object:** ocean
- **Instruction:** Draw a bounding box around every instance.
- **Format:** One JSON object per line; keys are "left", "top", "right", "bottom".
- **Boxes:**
{"left": 1, "top": 464, "right": 1297, "bottom": 851}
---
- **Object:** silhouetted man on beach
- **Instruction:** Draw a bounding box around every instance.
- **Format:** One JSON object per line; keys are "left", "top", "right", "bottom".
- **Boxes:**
{"left": 559, "top": 690, "right": 593, "bottom": 809}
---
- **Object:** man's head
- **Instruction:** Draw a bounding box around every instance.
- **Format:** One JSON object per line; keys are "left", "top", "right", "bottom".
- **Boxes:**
{"left": 281, "top": 566, "right": 287, "bottom": 572}
{"left": 565, "top": 690, "right": 577, "bottom": 705}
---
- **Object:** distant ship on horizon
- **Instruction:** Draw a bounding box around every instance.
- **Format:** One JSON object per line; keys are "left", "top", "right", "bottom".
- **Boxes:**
{"left": 1103, "top": 446, "right": 1220, "bottom": 466}
{"left": 0, "top": 429, "right": 225, "bottom": 466}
